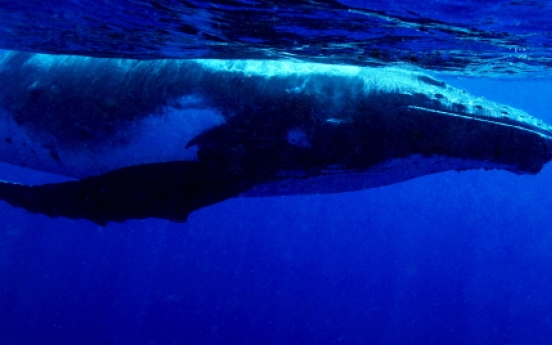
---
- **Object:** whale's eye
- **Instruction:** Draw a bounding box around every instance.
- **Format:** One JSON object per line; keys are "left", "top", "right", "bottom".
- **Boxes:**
{"left": 287, "top": 128, "right": 311, "bottom": 149}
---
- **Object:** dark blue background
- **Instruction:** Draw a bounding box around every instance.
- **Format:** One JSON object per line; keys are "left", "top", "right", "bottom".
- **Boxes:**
{"left": 1, "top": 76, "right": 552, "bottom": 344}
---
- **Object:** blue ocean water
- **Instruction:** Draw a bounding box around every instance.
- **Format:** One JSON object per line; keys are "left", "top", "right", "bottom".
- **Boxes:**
{"left": 2, "top": 2, "right": 552, "bottom": 345}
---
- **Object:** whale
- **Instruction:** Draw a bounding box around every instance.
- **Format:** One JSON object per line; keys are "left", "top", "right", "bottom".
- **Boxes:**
{"left": 0, "top": 51, "right": 550, "bottom": 224}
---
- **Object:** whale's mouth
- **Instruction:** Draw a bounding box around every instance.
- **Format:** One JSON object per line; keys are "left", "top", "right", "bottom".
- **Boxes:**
{"left": 406, "top": 105, "right": 552, "bottom": 140}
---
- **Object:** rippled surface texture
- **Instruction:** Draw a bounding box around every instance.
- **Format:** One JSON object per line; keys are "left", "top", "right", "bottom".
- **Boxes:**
{"left": 2, "top": 0, "right": 552, "bottom": 75}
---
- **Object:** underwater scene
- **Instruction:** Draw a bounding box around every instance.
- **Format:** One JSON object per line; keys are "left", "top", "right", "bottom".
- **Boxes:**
{"left": 1, "top": 1, "right": 552, "bottom": 344}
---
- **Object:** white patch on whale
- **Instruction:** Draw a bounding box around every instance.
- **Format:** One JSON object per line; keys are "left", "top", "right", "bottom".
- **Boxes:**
{"left": 0, "top": 108, "right": 55, "bottom": 172}
{"left": 63, "top": 95, "right": 226, "bottom": 178}
{"left": 0, "top": 95, "right": 226, "bottom": 178}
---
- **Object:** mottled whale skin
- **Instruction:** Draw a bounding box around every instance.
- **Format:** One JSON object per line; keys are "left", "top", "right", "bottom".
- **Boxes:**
{"left": 0, "top": 51, "right": 551, "bottom": 224}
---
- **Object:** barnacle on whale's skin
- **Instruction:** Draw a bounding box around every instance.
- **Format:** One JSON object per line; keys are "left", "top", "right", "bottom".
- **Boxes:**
{"left": 0, "top": 51, "right": 550, "bottom": 224}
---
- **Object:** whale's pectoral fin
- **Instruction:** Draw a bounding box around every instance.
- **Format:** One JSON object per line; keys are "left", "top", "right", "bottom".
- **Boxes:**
{"left": 0, "top": 162, "right": 253, "bottom": 225}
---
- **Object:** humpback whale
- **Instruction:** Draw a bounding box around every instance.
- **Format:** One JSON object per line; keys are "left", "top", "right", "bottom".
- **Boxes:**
{"left": 0, "top": 51, "right": 550, "bottom": 224}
